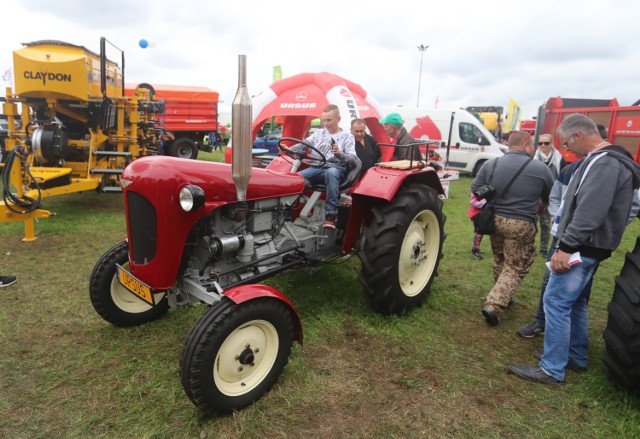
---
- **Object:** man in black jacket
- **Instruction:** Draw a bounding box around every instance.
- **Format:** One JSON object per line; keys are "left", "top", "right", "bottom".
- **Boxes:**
{"left": 351, "top": 118, "right": 380, "bottom": 177}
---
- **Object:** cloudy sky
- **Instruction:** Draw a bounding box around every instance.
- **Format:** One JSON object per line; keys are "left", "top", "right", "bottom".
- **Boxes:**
{"left": 2, "top": 0, "right": 638, "bottom": 122}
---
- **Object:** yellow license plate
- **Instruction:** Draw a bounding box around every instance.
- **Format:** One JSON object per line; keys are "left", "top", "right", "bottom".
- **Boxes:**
{"left": 116, "top": 264, "right": 155, "bottom": 306}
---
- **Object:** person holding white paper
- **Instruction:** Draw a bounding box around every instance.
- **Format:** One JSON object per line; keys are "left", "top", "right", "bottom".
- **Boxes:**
{"left": 509, "top": 113, "right": 640, "bottom": 385}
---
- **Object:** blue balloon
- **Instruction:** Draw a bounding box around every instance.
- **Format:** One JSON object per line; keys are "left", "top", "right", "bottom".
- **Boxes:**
{"left": 139, "top": 39, "right": 149, "bottom": 49}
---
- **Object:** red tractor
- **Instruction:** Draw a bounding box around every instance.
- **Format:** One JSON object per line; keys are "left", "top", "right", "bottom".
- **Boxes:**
{"left": 89, "top": 57, "right": 446, "bottom": 415}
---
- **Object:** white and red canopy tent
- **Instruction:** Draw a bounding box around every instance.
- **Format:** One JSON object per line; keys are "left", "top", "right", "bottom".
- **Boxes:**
{"left": 251, "top": 72, "right": 392, "bottom": 158}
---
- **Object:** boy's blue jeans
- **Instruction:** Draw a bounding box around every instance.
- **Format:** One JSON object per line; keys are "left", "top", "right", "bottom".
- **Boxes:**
{"left": 299, "top": 166, "right": 344, "bottom": 215}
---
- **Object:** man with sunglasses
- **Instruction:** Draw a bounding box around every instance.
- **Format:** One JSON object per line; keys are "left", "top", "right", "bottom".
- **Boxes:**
{"left": 472, "top": 131, "right": 554, "bottom": 326}
{"left": 534, "top": 134, "right": 565, "bottom": 256}
{"left": 509, "top": 113, "right": 640, "bottom": 385}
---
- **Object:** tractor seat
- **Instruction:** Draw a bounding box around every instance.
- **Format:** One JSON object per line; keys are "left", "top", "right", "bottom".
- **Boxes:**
{"left": 310, "top": 156, "right": 362, "bottom": 192}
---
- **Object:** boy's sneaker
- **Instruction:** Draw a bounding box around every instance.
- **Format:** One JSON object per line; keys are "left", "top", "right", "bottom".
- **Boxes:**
{"left": 0, "top": 275, "right": 17, "bottom": 288}
{"left": 323, "top": 214, "right": 336, "bottom": 230}
{"left": 471, "top": 249, "right": 484, "bottom": 259}
{"left": 517, "top": 320, "right": 545, "bottom": 338}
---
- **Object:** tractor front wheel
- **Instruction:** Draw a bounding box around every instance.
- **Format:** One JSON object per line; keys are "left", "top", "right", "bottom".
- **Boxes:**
{"left": 180, "top": 297, "right": 295, "bottom": 415}
{"left": 358, "top": 184, "right": 445, "bottom": 315}
{"left": 89, "top": 241, "right": 168, "bottom": 327}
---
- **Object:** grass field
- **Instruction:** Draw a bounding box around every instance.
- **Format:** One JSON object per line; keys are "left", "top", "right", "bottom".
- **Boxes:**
{"left": 1, "top": 153, "right": 640, "bottom": 438}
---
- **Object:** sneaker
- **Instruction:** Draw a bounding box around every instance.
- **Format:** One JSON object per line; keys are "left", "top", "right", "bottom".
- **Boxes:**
{"left": 323, "top": 213, "right": 337, "bottom": 230}
{"left": 516, "top": 320, "right": 545, "bottom": 338}
{"left": 471, "top": 249, "right": 484, "bottom": 260}
{"left": 323, "top": 219, "right": 336, "bottom": 230}
{"left": 532, "top": 351, "right": 587, "bottom": 373}
{"left": 508, "top": 364, "right": 564, "bottom": 385}
{"left": 0, "top": 275, "right": 17, "bottom": 288}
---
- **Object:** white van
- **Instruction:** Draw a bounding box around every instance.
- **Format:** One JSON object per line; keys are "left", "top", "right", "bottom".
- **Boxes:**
{"left": 383, "top": 107, "right": 506, "bottom": 176}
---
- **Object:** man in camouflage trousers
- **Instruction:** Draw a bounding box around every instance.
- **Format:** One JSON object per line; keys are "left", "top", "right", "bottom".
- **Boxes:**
{"left": 472, "top": 131, "right": 554, "bottom": 325}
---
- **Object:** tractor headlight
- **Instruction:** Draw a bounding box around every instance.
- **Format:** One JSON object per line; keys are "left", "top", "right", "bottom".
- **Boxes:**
{"left": 179, "top": 185, "right": 205, "bottom": 212}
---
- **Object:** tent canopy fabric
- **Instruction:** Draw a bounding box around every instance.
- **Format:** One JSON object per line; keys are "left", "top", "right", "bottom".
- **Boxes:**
{"left": 251, "top": 72, "right": 389, "bottom": 151}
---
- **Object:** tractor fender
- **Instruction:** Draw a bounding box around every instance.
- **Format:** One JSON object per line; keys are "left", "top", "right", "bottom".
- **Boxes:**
{"left": 341, "top": 167, "right": 443, "bottom": 253}
{"left": 223, "top": 284, "right": 303, "bottom": 346}
{"left": 352, "top": 166, "right": 443, "bottom": 201}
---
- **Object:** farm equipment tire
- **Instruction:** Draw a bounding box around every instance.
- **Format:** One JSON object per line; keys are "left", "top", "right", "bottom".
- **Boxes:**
{"left": 603, "top": 236, "right": 640, "bottom": 396}
{"left": 180, "top": 297, "right": 295, "bottom": 415}
{"left": 89, "top": 241, "right": 168, "bottom": 327}
{"left": 167, "top": 138, "right": 199, "bottom": 160}
{"left": 359, "top": 184, "right": 445, "bottom": 315}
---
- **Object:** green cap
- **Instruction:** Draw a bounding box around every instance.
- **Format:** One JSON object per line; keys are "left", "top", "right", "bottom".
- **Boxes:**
{"left": 379, "top": 112, "right": 403, "bottom": 126}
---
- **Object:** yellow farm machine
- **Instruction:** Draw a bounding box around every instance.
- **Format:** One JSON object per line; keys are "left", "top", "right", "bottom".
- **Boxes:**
{"left": 1, "top": 38, "right": 165, "bottom": 240}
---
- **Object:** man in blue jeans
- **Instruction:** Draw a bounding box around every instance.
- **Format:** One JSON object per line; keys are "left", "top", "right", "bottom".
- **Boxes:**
{"left": 508, "top": 113, "right": 640, "bottom": 385}
{"left": 291, "top": 104, "right": 356, "bottom": 229}
{"left": 516, "top": 162, "right": 582, "bottom": 338}
{"left": 517, "top": 151, "right": 639, "bottom": 339}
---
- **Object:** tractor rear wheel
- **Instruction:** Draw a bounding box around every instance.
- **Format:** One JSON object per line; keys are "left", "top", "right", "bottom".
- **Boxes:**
{"left": 167, "top": 138, "right": 198, "bottom": 160}
{"left": 89, "top": 241, "right": 168, "bottom": 327}
{"left": 180, "top": 297, "right": 295, "bottom": 415}
{"left": 358, "top": 184, "right": 445, "bottom": 315}
{"left": 603, "top": 236, "right": 640, "bottom": 395}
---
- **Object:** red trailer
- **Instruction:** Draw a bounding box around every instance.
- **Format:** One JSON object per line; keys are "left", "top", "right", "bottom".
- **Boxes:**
{"left": 520, "top": 119, "right": 536, "bottom": 136}
{"left": 125, "top": 83, "right": 219, "bottom": 159}
{"left": 535, "top": 97, "right": 640, "bottom": 163}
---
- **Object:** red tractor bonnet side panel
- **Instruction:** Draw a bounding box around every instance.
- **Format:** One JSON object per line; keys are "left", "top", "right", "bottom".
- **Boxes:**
{"left": 122, "top": 157, "right": 305, "bottom": 289}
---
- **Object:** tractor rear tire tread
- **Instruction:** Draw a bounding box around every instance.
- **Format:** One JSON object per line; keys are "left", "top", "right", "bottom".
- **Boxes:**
{"left": 358, "top": 184, "right": 445, "bottom": 315}
{"left": 603, "top": 236, "right": 640, "bottom": 396}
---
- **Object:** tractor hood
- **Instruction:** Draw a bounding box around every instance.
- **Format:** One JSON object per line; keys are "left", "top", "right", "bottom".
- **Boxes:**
{"left": 120, "top": 156, "right": 305, "bottom": 290}
{"left": 121, "top": 156, "right": 304, "bottom": 202}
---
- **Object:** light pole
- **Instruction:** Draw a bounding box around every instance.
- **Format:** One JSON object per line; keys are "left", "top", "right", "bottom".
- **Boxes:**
{"left": 416, "top": 44, "right": 429, "bottom": 107}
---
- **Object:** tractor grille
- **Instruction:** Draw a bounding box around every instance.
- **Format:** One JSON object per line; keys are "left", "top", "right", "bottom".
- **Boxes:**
{"left": 126, "top": 191, "right": 157, "bottom": 265}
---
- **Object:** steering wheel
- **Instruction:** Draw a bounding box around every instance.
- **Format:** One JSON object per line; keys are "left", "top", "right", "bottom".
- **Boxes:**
{"left": 278, "top": 137, "right": 327, "bottom": 167}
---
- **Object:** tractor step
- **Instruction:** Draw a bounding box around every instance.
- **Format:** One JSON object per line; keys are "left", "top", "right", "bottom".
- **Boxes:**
{"left": 91, "top": 168, "right": 124, "bottom": 175}
{"left": 94, "top": 151, "right": 132, "bottom": 157}
{"left": 101, "top": 186, "right": 123, "bottom": 193}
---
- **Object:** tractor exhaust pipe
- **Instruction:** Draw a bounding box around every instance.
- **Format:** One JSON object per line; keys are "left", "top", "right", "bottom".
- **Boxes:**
{"left": 231, "top": 55, "right": 252, "bottom": 202}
